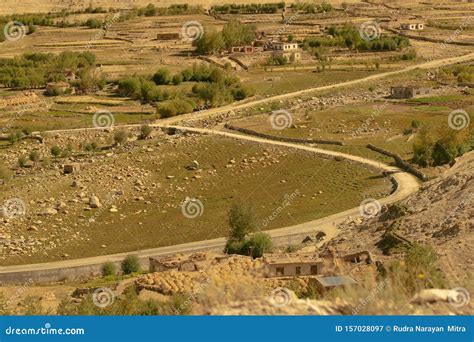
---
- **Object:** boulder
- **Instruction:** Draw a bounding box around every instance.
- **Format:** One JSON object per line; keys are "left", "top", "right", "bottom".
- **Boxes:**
{"left": 89, "top": 196, "right": 101, "bottom": 208}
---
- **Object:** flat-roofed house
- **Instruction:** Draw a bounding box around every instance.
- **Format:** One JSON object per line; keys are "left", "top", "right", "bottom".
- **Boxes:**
{"left": 264, "top": 253, "right": 324, "bottom": 278}
{"left": 391, "top": 86, "right": 431, "bottom": 99}
{"left": 400, "top": 22, "right": 424, "bottom": 31}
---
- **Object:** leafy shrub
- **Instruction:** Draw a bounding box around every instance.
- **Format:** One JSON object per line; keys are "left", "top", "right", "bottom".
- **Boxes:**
{"left": 22, "top": 127, "right": 33, "bottom": 135}
{"left": 83, "top": 141, "right": 98, "bottom": 152}
{"left": 140, "top": 124, "right": 153, "bottom": 139}
{"left": 244, "top": 232, "right": 273, "bottom": 258}
{"left": 114, "top": 130, "right": 129, "bottom": 145}
{"left": 152, "top": 69, "right": 172, "bottom": 85}
{"left": 50, "top": 145, "right": 62, "bottom": 157}
{"left": 121, "top": 255, "right": 140, "bottom": 274}
{"left": 18, "top": 155, "right": 28, "bottom": 168}
{"left": 172, "top": 74, "right": 183, "bottom": 85}
{"left": 101, "top": 262, "right": 117, "bottom": 277}
{"left": 29, "top": 151, "right": 41, "bottom": 163}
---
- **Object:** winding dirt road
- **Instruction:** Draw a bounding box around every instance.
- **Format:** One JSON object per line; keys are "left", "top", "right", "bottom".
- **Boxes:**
{"left": 1, "top": 52, "right": 471, "bottom": 282}
{"left": 0, "top": 124, "right": 419, "bottom": 283}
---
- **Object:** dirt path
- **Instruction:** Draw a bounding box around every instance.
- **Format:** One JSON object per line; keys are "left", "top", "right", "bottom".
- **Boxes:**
{"left": 2, "top": 52, "right": 469, "bottom": 281}
{"left": 0, "top": 125, "right": 419, "bottom": 281}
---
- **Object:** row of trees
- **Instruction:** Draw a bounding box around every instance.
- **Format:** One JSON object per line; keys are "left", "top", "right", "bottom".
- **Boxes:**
{"left": 0, "top": 51, "right": 103, "bottom": 92}
{"left": 194, "top": 20, "right": 256, "bottom": 55}
{"left": 303, "top": 24, "right": 410, "bottom": 52}
{"left": 210, "top": 2, "right": 285, "bottom": 14}
{"left": 290, "top": 1, "right": 333, "bottom": 13}
{"left": 118, "top": 64, "right": 254, "bottom": 118}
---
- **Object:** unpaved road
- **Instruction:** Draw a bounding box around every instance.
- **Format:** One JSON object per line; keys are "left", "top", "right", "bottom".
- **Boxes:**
{"left": 2, "top": 52, "right": 469, "bottom": 281}
{"left": 0, "top": 125, "right": 419, "bottom": 282}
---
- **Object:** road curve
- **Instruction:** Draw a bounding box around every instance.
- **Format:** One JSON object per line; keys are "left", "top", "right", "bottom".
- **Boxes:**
{"left": 3, "top": 52, "right": 463, "bottom": 282}
{"left": 0, "top": 124, "right": 419, "bottom": 283}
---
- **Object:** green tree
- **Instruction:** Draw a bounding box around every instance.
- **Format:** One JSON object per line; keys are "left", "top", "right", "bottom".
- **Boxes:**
{"left": 227, "top": 202, "right": 255, "bottom": 241}
{"left": 221, "top": 19, "right": 256, "bottom": 49}
{"left": 193, "top": 29, "right": 225, "bottom": 55}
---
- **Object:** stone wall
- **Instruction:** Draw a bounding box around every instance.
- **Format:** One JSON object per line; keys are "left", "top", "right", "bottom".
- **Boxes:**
{"left": 367, "top": 144, "right": 428, "bottom": 181}
{"left": 224, "top": 124, "right": 344, "bottom": 146}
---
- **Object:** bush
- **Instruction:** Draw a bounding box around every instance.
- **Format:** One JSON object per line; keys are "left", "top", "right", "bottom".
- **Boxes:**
{"left": 50, "top": 145, "right": 62, "bottom": 157}
{"left": 114, "top": 130, "right": 129, "bottom": 145}
{"left": 101, "top": 262, "right": 117, "bottom": 277}
{"left": 157, "top": 103, "right": 177, "bottom": 118}
{"left": 140, "top": 124, "right": 153, "bottom": 139}
{"left": 172, "top": 74, "right": 183, "bottom": 85}
{"left": 121, "top": 255, "right": 140, "bottom": 274}
{"left": 29, "top": 151, "right": 41, "bottom": 163}
{"left": 18, "top": 155, "right": 28, "bottom": 168}
{"left": 244, "top": 232, "right": 273, "bottom": 258}
{"left": 83, "top": 141, "right": 98, "bottom": 152}
{"left": 152, "top": 69, "right": 172, "bottom": 85}
{"left": 8, "top": 132, "right": 22, "bottom": 144}
{"left": 22, "top": 127, "right": 33, "bottom": 136}
{"left": 411, "top": 120, "right": 422, "bottom": 129}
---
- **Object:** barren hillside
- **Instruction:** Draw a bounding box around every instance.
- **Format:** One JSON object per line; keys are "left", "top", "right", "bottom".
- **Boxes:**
{"left": 325, "top": 151, "right": 474, "bottom": 281}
